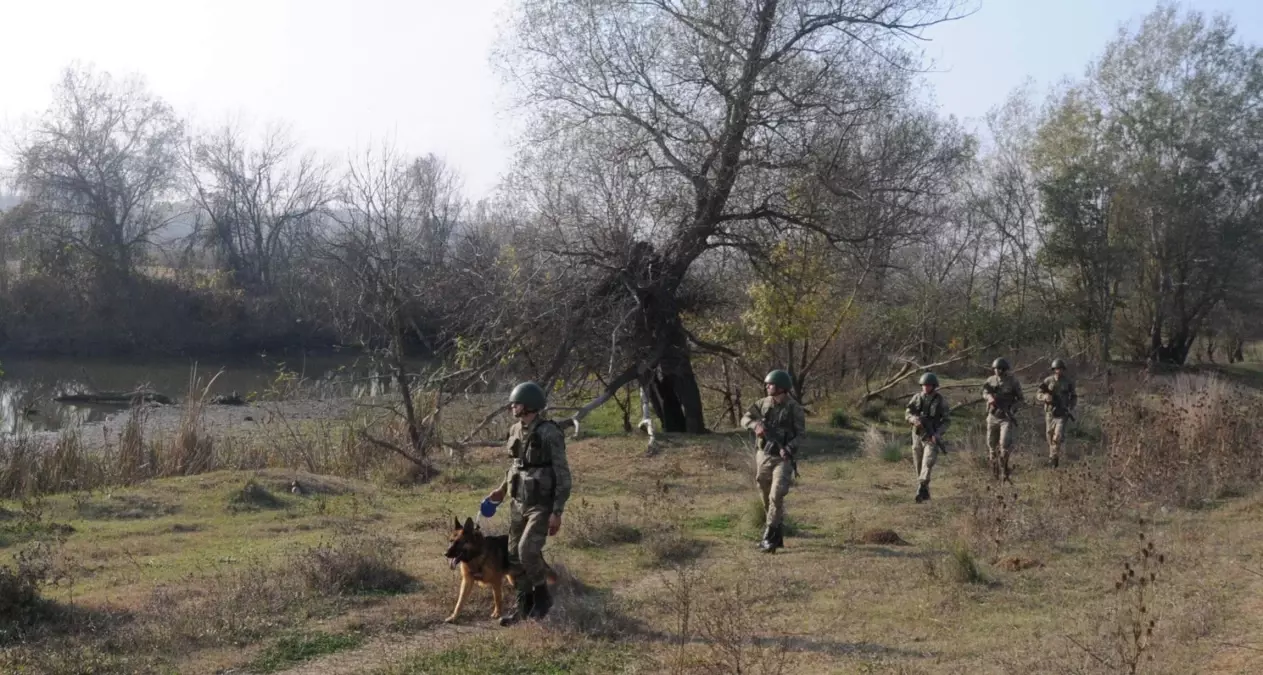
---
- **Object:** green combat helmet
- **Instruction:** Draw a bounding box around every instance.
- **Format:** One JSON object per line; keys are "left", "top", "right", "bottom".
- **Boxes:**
{"left": 991, "top": 358, "right": 1010, "bottom": 371}
{"left": 918, "top": 372, "right": 939, "bottom": 387}
{"left": 764, "top": 369, "right": 793, "bottom": 391}
{"left": 1051, "top": 358, "right": 1067, "bottom": 370}
{"left": 509, "top": 381, "right": 547, "bottom": 411}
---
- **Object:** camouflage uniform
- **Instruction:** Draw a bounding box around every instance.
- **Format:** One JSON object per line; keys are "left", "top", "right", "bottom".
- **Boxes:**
{"left": 741, "top": 396, "right": 805, "bottom": 532}
{"left": 983, "top": 372, "right": 1024, "bottom": 479}
{"left": 905, "top": 388, "right": 950, "bottom": 498}
{"left": 1037, "top": 374, "right": 1077, "bottom": 465}
{"left": 497, "top": 417, "right": 571, "bottom": 589}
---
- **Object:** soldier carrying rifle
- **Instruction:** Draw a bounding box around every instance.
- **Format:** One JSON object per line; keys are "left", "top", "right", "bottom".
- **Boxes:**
{"left": 982, "top": 358, "right": 1025, "bottom": 482}
{"left": 905, "top": 372, "right": 950, "bottom": 503}
{"left": 741, "top": 370, "right": 805, "bottom": 554}
{"left": 1036, "top": 358, "right": 1077, "bottom": 468}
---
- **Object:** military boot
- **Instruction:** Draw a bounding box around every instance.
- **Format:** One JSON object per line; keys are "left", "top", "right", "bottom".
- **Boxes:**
{"left": 757, "top": 524, "right": 773, "bottom": 551}
{"left": 915, "top": 481, "right": 930, "bottom": 503}
{"left": 762, "top": 524, "right": 782, "bottom": 554}
{"left": 528, "top": 584, "right": 552, "bottom": 620}
{"left": 499, "top": 586, "right": 534, "bottom": 627}
{"left": 1048, "top": 455, "right": 1059, "bottom": 469}
{"left": 1001, "top": 455, "right": 1013, "bottom": 482}
{"left": 989, "top": 455, "right": 1001, "bottom": 481}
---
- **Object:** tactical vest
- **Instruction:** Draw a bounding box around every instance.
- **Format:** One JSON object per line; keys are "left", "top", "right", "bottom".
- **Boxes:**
{"left": 510, "top": 419, "right": 561, "bottom": 508}
{"left": 756, "top": 399, "right": 799, "bottom": 453}
{"left": 908, "top": 393, "right": 945, "bottom": 433}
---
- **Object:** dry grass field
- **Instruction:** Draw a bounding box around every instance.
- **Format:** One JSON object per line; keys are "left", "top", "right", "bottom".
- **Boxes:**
{"left": 1, "top": 369, "right": 1261, "bottom": 674}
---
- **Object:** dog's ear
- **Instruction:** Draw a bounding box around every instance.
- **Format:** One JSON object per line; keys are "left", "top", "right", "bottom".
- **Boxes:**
{"left": 463, "top": 516, "right": 475, "bottom": 532}
{"left": 453, "top": 516, "right": 462, "bottom": 530}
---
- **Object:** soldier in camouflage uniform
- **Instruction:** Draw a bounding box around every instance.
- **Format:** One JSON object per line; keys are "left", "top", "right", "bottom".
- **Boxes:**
{"left": 1036, "top": 358, "right": 1077, "bottom": 468}
{"left": 741, "top": 370, "right": 806, "bottom": 554}
{"left": 487, "top": 381, "right": 572, "bottom": 626}
{"left": 982, "top": 357, "right": 1024, "bottom": 481}
{"left": 905, "top": 372, "right": 950, "bottom": 503}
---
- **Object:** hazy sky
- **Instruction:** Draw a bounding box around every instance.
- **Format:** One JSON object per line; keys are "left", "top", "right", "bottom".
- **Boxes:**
{"left": 2, "top": 0, "right": 1261, "bottom": 200}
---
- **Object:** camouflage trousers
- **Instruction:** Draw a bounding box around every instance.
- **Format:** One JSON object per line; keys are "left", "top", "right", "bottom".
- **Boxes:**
{"left": 755, "top": 450, "right": 792, "bottom": 528}
{"left": 986, "top": 414, "right": 1016, "bottom": 473}
{"left": 1045, "top": 413, "right": 1067, "bottom": 460}
{"left": 911, "top": 434, "right": 938, "bottom": 484}
{"left": 508, "top": 501, "right": 551, "bottom": 588}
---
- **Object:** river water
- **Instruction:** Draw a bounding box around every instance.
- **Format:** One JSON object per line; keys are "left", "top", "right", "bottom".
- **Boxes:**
{"left": 0, "top": 351, "right": 392, "bottom": 435}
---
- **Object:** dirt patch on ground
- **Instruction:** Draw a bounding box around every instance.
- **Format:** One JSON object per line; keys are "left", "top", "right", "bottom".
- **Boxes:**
{"left": 254, "top": 469, "right": 370, "bottom": 497}
{"left": 76, "top": 494, "right": 179, "bottom": 520}
{"left": 994, "top": 556, "right": 1044, "bottom": 572}
{"left": 857, "top": 529, "right": 908, "bottom": 545}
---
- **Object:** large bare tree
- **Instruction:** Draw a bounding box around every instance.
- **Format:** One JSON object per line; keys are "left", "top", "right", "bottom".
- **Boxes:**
{"left": 500, "top": 0, "right": 970, "bottom": 432}
{"left": 11, "top": 66, "right": 184, "bottom": 286}
{"left": 186, "top": 122, "right": 331, "bottom": 294}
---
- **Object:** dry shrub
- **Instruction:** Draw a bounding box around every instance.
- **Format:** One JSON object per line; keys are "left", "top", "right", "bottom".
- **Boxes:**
{"left": 164, "top": 386, "right": 215, "bottom": 477}
{"left": 638, "top": 491, "right": 705, "bottom": 567}
{"left": 0, "top": 437, "right": 40, "bottom": 498}
{"left": 0, "top": 543, "right": 57, "bottom": 623}
{"left": 651, "top": 561, "right": 796, "bottom": 675}
{"left": 695, "top": 581, "right": 796, "bottom": 675}
{"left": 545, "top": 563, "right": 638, "bottom": 639}
{"left": 1065, "top": 530, "right": 1169, "bottom": 675}
{"left": 561, "top": 499, "right": 643, "bottom": 549}
{"left": 116, "top": 403, "right": 153, "bottom": 484}
{"left": 291, "top": 531, "right": 417, "bottom": 596}
{"left": 142, "top": 558, "right": 310, "bottom": 648}
{"left": 860, "top": 425, "right": 888, "bottom": 458}
{"left": 1102, "top": 373, "right": 1262, "bottom": 508}
{"left": 1, "top": 433, "right": 108, "bottom": 499}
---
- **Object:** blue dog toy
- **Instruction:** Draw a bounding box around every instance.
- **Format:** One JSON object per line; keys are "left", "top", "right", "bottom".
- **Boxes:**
{"left": 479, "top": 496, "right": 501, "bottom": 519}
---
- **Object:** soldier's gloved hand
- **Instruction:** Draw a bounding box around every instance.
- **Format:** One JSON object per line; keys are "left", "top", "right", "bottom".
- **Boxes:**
{"left": 548, "top": 513, "right": 562, "bottom": 536}
{"left": 488, "top": 487, "right": 506, "bottom": 503}
{"left": 779, "top": 448, "right": 791, "bottom": 461}
{"left": 753, "top": 422, "right": 766, "bottom": 438}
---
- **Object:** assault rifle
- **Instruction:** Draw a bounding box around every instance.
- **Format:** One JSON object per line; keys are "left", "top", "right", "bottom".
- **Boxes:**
{"left": 1038, "top": 380, "right": 1075, "bottom": 422}
{"left": 982, "top": 382, "right": 1017, "bottom": 424}
{"left": 909, "top": 414, "right": 949, "bottom": 452}
{"left": 908, "top": 409, "right": 948, "bottom": 454}
{"left": 763, "top": 426, "right": 800, "bottom": 479}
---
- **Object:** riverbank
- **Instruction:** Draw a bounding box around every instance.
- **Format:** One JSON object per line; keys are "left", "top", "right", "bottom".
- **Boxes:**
{"left": 26, "top": 397, "right": 362, "bottom": 453}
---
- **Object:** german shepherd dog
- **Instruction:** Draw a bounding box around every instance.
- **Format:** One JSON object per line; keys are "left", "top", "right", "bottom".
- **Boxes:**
{"left": 443, "top": 516, "right": 559, "bottom": 624}
{"left": 444, "top": 517, "right": 513, "bottom": 623}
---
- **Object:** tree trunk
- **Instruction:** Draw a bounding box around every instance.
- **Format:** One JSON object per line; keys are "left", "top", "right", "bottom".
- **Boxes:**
{"left": 647, "top": 353, "right": 706, "bottom": 434}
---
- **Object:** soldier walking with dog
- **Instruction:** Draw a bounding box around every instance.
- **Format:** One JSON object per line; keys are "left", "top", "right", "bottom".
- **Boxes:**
{"left": 905, "top": 372, "right": 950, "bottom": 503}
{"left": 1036, "top": 358, "right": 1077, "bottom": 468}
{"left": 982, "top": 357, "right": 1025, "bottom": 481}
{"left": 741, "top": 369, "right": 805, "bottom": 554}
{"left": 485, "top": 381, "right": 572, "bottom": 626}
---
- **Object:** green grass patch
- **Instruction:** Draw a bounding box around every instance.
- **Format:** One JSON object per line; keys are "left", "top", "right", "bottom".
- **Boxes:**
{"left": 385, "top": 642, "right": 629, "bottom": 674}
{"left": 688, "top": 514, "right": 736, "bottom": 533}
{"left": 249, "top": 631, "right": 364, "bottom": 673}
{"left": 949, "top": 541, "right": 988, "bottom": 585}
{"left": 0, "top": 517, "right": 74, "bottom": 548}
{"left": 828, "top": 408, "right": 850, "bottom": 428}
{"left": 228, "top": 479, "right": 289, "bottom": 512}
{"left": 879, "top": 442, "right": 904, "bottom": 463}
{"left": 742, "top": 499, "right": 801, "bottom": 536}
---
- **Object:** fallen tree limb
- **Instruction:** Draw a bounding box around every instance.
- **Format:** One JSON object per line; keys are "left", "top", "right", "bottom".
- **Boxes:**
{"left": 858, "top": 346, "right": 991, "bottom": 406}
{"left": 55, "top": 390, "right": 173, "bottom": 405}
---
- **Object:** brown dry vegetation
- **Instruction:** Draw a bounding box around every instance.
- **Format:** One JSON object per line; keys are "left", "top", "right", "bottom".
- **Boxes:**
{"left": 0, "top": 369, "right": 1262, "bottom": 673}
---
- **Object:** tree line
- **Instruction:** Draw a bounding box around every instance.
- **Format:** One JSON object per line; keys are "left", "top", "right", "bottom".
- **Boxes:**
{"left": 1, "top": 1, "right": 1260, "bottom": 439}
